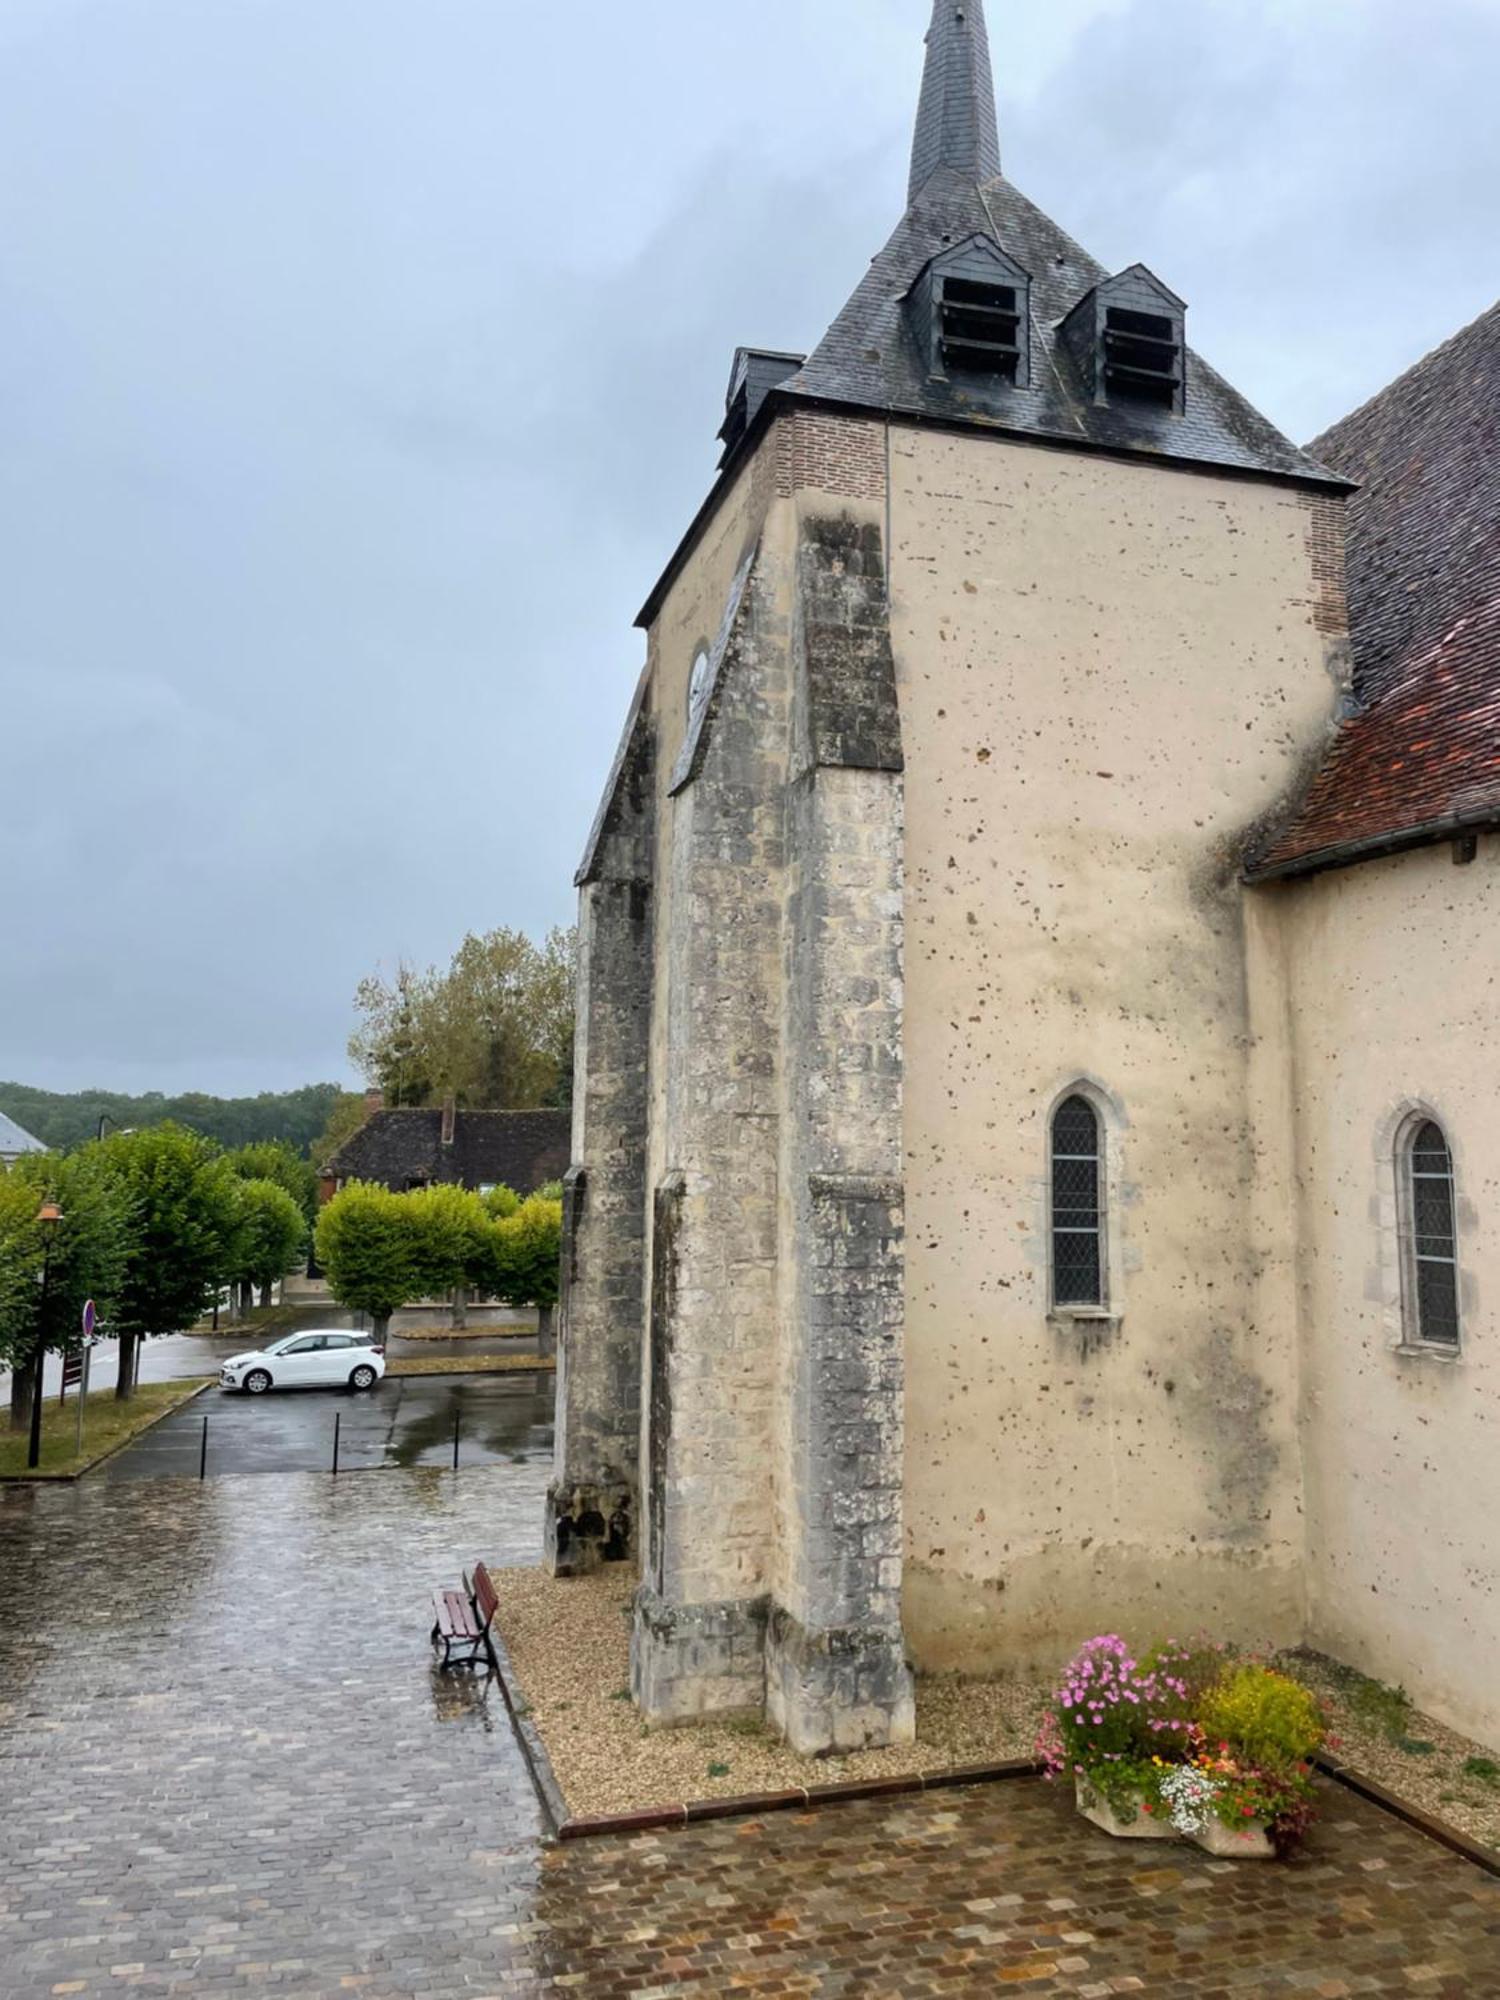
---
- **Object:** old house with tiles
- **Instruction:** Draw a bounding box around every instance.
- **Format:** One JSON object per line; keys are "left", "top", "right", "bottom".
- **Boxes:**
{"left": 546, "top": 0, "right": 1500, "bottom": 1755}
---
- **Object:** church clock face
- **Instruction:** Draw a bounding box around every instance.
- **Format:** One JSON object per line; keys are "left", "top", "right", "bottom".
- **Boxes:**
{"left": 688, "top": 644, "right": 711, "bottom": 719}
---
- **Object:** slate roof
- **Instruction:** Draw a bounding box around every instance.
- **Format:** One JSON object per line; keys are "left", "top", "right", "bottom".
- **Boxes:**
{"left": 907, "top": 0, "right": 1000, "bottom": 201}
{"left": 325, "top": 1109, "right": 570, "bottom": 1195}
{"left": 1249, "top": 300, "right": 1500, "bottom": 879}
{"left": 637, "top": 0, "right": 1342, "bottom": 628}
{"left": 0, "top": 1110, "right": 46, "bottom": 1159}
{"left": 783, "top": 167, "right": 1339, "bottom": 490}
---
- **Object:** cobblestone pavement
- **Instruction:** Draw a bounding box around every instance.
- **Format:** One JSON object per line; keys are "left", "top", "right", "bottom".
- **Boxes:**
{"left": 0, "top": 1466, "right": 550, "bottom": 2000}
{"left": 3, "top": 1468, "right": 1499, "bottom": 1997}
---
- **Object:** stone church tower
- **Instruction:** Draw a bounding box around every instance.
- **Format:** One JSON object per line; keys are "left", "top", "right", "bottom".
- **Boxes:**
{"left": 548, "top": 0, "right": 1354, "bottom": 1754}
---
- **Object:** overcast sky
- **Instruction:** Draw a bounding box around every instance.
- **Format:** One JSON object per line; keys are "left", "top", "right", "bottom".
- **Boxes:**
{"left": 1, "top": 0, "right": 1496, "bottom": 1097}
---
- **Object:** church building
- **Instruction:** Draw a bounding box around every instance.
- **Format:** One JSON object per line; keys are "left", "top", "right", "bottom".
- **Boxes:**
{"left": 548, "top": 0, "right": 1500, "bottom": 1756}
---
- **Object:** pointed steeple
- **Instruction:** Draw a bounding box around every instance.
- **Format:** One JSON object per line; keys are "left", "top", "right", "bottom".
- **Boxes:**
{"left": 908, "top": 1, "right": 1002, "bottom": 204}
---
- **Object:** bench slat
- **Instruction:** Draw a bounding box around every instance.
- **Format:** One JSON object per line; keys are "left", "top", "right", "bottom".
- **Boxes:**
{"left": 434, "top": 1589, "right": 478, "bottom": 1639}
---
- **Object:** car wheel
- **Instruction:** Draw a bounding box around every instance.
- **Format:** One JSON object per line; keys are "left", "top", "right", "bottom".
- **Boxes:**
{"left": 350, "top": 1365, "right": 377, "bottom": 1392}
{"left": 244, "top": 1369, "right": 272, "bottom": 1396}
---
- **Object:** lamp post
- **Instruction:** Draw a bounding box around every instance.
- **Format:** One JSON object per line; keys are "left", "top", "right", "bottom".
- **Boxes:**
{"left": 27, "top": 1202, "right": 64, "bottom": 1471}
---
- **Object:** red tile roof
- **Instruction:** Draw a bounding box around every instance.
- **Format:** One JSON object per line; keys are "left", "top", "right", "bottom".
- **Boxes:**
{"left": 1249, "top": 300, "right": 1500, "bottom": 878}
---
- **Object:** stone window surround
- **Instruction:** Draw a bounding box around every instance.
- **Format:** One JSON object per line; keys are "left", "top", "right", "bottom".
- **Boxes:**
{"left": 1042, "top": 1074, "right": 1127, "bottom": 1333}
{"left": 1382, "top": 1099, "right": 1471, "bottom": 1364}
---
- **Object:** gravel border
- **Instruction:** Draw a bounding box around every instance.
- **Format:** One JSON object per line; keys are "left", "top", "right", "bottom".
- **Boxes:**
{"left": 1284, "top": 1649, "right": 1500, "bottom": 1861}
{"left": 491, "top": 1566, "right": 1049, "bottom": 1820}
{"left": 491, "top": 1567, "right": 1500, "bottom": 1861}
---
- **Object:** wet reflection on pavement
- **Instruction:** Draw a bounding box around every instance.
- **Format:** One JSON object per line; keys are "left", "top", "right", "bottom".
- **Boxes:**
{"left": 98, "top": 1371, "right": 554, "bottom": 1479}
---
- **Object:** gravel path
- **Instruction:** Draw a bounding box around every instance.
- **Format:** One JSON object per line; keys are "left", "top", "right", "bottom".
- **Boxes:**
{"left": 1287, "top": 1649, "right": 1500, "bottom": 1859}
{"left": 494, "top": 1567, "right": 1500, "bottom": 1855}
{"left": 493, "top": 1566, "right": 1047, "bottom": 1818}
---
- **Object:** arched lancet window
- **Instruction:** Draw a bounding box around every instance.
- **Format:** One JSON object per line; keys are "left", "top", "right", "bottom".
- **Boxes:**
{"left": 1402, "top": 1119, "right": 1460, "bottom": 1348}
{"left": 1052, "top": 1094, "right": 1104, "bottom": 1308}
{"left": 687, "top": 644, "right": 711, "bottom": 721}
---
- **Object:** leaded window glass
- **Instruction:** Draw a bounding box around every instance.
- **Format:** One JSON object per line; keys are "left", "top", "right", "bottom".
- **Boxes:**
{"left": 1404, "top": 1120, "right": 1460, "bottom": 1348}
{"left": 1052, "top": 1095, "right": 1103, "bottom": 1308}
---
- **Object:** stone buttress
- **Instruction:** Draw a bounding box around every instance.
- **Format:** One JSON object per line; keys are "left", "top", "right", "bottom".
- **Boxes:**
{"left": 553, "top": 413, "right": 913, "bottom": 1754}
{"left": 545, "top": 675, "right": 655, "bottom": 1575}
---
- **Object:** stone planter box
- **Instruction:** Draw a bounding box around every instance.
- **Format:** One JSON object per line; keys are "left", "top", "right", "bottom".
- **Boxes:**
{"left": 1074, "top": 1774, "right": 1176, "bottom": 1841}
{"left": 1191, "top": 1815, "right": 1275, "bottom": 1860}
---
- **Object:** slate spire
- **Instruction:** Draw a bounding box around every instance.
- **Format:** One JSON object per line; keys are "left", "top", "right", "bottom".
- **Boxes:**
{"left": 908, "top": 0, "right": 1002, "bottom": 204}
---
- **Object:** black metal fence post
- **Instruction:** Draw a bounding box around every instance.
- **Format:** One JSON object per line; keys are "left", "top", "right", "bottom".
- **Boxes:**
{"left": 452, "top": 1403, "right": 460, "bottom": 1472}
{"left": 199, "top": 1413, "right": 208, "bottom": 1481}
{"left": 332, "top": 1411, "right": 341, "bottom": 1476}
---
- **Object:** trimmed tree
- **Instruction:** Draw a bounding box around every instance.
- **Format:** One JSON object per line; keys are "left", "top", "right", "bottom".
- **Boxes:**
{"left": 406, "top": 1183, "right": 492, "bottom": 1328}
{"left": 484, "top": 1193, "right": 563, "bottom": 1353}
{"left": 226, "top": 1141, "right": 319, "bottom": 1227}
{"left": 95, "top": 1124, "right": 242, "bottom": 1398}
{"left": 232, "top": 1178, "right": 308, "bottom": 1312}
{"left": 315, "top": 1181, "right": 416, "bottom": 1345}
{"left": 3, "top": 1148, "right": 128, "bottom": 1430}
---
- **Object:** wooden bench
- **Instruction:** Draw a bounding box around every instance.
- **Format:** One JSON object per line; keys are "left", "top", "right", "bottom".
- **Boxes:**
{"left": 430, "top": 1561, "right": 499, "bottom": 1671}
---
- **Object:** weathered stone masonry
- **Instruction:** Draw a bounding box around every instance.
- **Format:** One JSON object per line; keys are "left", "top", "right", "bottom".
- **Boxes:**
{"left": 769, "top": 507, "right": 913, "bottom": 1754}
{"left": 553, "top": 410, "right": 915, "bottom": 1752}
{"left": 546, "top": 675, "right": 655, "bottom": 1575}
{"left": 632, "top": 543, "right": 790, "bottom": 1720}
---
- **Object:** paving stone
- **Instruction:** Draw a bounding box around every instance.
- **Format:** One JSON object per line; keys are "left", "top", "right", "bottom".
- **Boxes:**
{"left": 4, "top": 1466, "right": 1500, "bottom": 1996}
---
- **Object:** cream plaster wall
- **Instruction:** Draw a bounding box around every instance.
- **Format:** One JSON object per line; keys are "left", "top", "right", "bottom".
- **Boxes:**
{"left": 890, "top": 425, "right": 1345, "bottom": 1672}
{"left": 1274, "top": 840, "right": 1500, "bottom": 1745}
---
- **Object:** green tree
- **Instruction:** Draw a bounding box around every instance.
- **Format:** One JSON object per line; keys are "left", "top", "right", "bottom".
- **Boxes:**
{"left": 0, "top": 1081, "right": 345, "bottom": 1154}
{"left": 0, "top": 1175, "right": 47, "bottom": 1433}
{"left": 232, "top": 1179, "right": 308, "bottom": 1311}
{"left": 315, "top": 1182, "right": 416, "bottom": 1345}
{"left": 349, "top": 926, "right": 575, "bottom": 1111}
{"left": 406, "top": 1184, "right": 492, "bottom": 1328}
{"left": 2, "top": 1149, "right": 128, "bottom": 1432}
{"left": 484, "top": 1193, "right": 564, "bottom": 1352}
{"left": 226, "top": 1141, "right": 318, "bottom": 1226}
{"left": 96, "top": 1124, "right": 243, "bottom": 1398}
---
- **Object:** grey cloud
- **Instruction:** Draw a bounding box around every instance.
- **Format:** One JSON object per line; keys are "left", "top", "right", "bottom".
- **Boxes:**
{"left": 0, "top": 0, "right": 1493, "bottom": 1093}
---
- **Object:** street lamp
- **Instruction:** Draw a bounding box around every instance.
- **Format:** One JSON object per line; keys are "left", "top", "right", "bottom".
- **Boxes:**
{"left": 27, "top": 1202, "right": 64, "bottom": 1471}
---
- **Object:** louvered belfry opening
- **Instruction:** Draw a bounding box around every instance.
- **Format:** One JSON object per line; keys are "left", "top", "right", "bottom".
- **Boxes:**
{"left": 940, "top": 274, "right": 1022, "bottom": 379}
{"left": 1104, "top": 306, "right": 1182, "bottom": 408}
{"left": 1408, "top": 1120, "right": 1460, "bottom": 1346}
{"left": 1052, "top": 1094, "right": 1104, "bottom": 1308}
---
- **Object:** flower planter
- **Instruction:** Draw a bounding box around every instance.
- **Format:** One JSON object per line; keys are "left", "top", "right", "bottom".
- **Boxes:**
{"left": 1075, "top": 1774, "right": 1176, "bottom": 1841}
{"left": 1191, "top": 1815, "right": 1275, "bottom": 1861}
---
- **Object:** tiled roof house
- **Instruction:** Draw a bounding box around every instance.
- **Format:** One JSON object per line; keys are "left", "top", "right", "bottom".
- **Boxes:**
{"left": 323, "top": 1099, "right": 569, "bottom": 1199}
{"left": 1250, "top": 301, "right": 1500, "bottom": 877}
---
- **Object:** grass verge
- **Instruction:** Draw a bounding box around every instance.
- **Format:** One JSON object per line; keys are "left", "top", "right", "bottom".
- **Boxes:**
{"left": 0, "top": 1378, "right": 212, "bottom": 1481}
{"left": 190, "top": 1302, "right": 348, "bottom": 1341}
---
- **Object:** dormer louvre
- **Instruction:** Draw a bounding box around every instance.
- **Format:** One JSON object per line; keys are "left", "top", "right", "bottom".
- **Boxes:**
{"left": 908, "top": 235, "right": 1032, "bottom": 392}
{"left": 1061, "top": 266, "right": 1188, "bottom": 418}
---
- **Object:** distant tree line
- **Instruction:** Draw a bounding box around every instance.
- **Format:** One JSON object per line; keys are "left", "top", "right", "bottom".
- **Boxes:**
{"left": 0, "top": 1081, "right": 347, "bottom": 1157}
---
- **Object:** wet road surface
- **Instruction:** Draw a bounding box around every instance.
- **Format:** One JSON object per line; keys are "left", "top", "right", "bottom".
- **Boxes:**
{"left": 9, "top": 1320, "right": 539, "bottom": 1402}
{"left": 4, "top": 1467, "right": 1499, "bottom": 1995}
{"left": 100, "top": 1371, "right": 554, "bottom": 1478}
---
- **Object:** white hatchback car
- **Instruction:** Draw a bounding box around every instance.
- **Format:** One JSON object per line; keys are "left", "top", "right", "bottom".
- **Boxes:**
{"left": 220, "top": 1330, "right": 386, "bottom": 1396}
